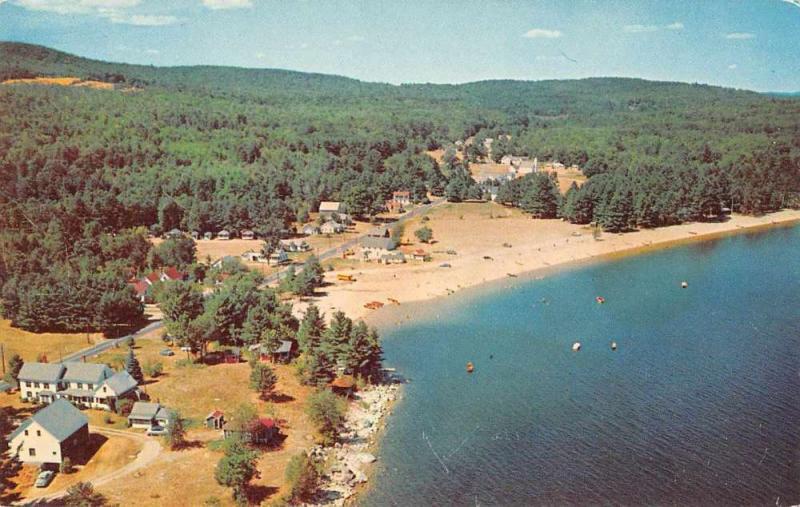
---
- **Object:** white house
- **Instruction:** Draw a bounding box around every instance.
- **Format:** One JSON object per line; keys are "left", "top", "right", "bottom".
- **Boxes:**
{"left": 217, "top": 230, "right": 231, "bottom": 240}
{"left": 268, "top": 249, "right": 289, "bottom": 266}
{"left": 320, "top": 221, "right": 345, "bottom": 235}
{"left": 241, "top": 250, "right": 264, "bottom": 263}
{"left": 128, "top": 402, "right": 172, "bottom": 430}
{"left": 318, "top": 201, "right": 344, "bottom": 219}
{"left": 392, "top": 191, "right": 411, "bottom": 205}
{"left": 8, "top": 399, "right": 90, "bottom": 466}
{"left": 360, "top": 237, "right": 396, "bottom": 262}
{"left": 17, "top": 362, "right": 140, "bottom": 411}
{"left": 302, "top": 224, "right": 320, "bottom": 236}
{"left": 280, "top": 239, "right": 311, "bottom": 252}
{"left": 241, "top": 230, "right": 255, "bottom": 240}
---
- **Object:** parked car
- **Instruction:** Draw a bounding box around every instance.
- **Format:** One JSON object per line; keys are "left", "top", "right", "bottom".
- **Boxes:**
{"left": 159, "top": 348, "right": 175, "bottom": 357}
{"left": 439, "top": 263, "right": 451, "bottom": 268}
{"left": 147, "top": 426, "right": 168, "bottom": 436}
{"left": 35, "top": 470, "right": 55, "bottom": 488}
{"left": 179, "top": 346, "right": 192, "bottom": 352}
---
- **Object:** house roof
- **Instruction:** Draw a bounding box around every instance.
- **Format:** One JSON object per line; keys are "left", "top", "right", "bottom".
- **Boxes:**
{"left": 318, "top": 201, "right": 342, "bottom": 213}
{"left": 161, "top": 266, "right": 185, "bottom": 281}
{"left": 129, "top": 402, "right": 161, "bottom": 420}
{"left": 241, "top": 229, "right": 254, "bottom": 234}
{"left": 11, "top": 399, "right": 88, "bottom": 443}
{"left": 131, "top": 279, "right": 150, "bottom": 296}
{"left": 18, "top": 363, "right": 65, "bottom": 383}
{"left": 155, "top": 407, "right": 172, "bottom": 420}
{"left": 413, "top": 249, "right": 427, "bottom": 256}
{"left": 206, "top": 410, "right": 224, "bottom": 420}
{"left": 145, "top": 271, "right": 161, "bottom": 284}
{"left": 218, "top": 229, "right": 230, "bottom": 235}
{"left": 393, "top": 190, "right": 410, "bottom": 197}
{"left": 368, "top": 226, "right": 391, "bottom": 237}
{"left": 167, "top": 228, "right": 182, "bottom": 236}
{"left": 361, "top": 237, "right": 395, "bottom": 250}
{"left": 331, "top": 375, "right": 356, "bottom": 389}
{"left": 63, "top": 362, "right": 112, "bottom": 384}
{"left": 102, "top": 370, "right": 138, "bottom": 394}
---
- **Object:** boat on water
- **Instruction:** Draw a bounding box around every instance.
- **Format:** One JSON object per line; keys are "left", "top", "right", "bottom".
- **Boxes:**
{"left": 466, "top": 362, "right": 475, "bottom": 373}
{"left": 681, "top": 281, "right": 688, "bottom": 288}
{"left": 611, "top": 341, "right": 618, "bottom": 351}
{"left": 572, "top": 342, "right": 581, "bottom": 352}
{"left": 596, "top": 296, "right": 606, "bottom": 304}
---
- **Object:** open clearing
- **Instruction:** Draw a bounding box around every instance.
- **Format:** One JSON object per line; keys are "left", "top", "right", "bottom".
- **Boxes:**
{"left": 90, "top": 331, "right": 317, "bottom": 506}
{"left": 0, "top": 319, "right": 101, "bottom": 363}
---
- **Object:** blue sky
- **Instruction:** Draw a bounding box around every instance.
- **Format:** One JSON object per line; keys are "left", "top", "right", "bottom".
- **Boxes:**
{"left": 0, "top": 0, "right": 798, "bottom": 91}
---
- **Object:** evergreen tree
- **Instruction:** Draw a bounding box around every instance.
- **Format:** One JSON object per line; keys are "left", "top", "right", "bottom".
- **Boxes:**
{"left": 166, "top": 410, "right": 186, "bottom": 450}
{"left": 249, "top": 362, "right": 278, "bottom": 400}
{"left": 520, "top": 173, "right": 560, "bottom": 218}
{"left": 124, "top": 348, "right": 144, "bottom": 384}
{"left": 297, "top": 305, "right": 326, "bottom": 355}
{"left": 599, "top": 190, "right": 634, "bottom": 232}
{"left": 6, "top": 354, "right": 23, "bottom": 386}
{"left": 215, "top": 439, "right": 259, "bottom": 504}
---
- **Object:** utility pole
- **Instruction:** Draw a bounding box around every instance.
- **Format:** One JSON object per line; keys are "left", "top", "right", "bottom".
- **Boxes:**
{"left": 1, "top": 343, "right": 5, "bottom": 375}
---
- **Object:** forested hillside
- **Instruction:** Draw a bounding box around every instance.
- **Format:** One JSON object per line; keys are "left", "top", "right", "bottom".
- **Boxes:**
{"left": 1, "top": 42, "right": 798, "bottom": 332}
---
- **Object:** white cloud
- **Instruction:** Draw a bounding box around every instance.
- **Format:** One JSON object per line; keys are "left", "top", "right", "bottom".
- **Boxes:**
{"left": 666, "top": 22, "right": 684, "bottom": 30}
{"left": 117, "top": 14, "right": 177, "bottom": 25}
{"left": 728, "top": 64, "right": 737, "bottom": 69}
{"left": 725, "top": 32, "right": 755, "bottom": 40}
{"left": 11, "top": 0, "right": 139, "bottom": 14}
{"left": 202, "top": 0, "right": 252, "bottom": 10}
{"left": 623, "top": 24, "right": 660, "bottom": 33}
{"left": 522, "top": 28, "right": 562, "bottom": 39}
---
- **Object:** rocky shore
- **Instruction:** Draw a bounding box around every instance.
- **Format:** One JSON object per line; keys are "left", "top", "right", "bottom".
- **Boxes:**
{"left": 310, "top": 378, "right": 402, "bottom": 506}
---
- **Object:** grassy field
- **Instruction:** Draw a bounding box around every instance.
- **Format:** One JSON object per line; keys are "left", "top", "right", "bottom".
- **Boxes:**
{"left": 0, "top": 319, "right": 100, "bottom": 364}
{"left": 90, "top": 332, "right": 318, "bottom": 506}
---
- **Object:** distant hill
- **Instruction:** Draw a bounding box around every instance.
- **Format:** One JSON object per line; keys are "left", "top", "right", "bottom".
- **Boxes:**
{"left": 0, "top": 41, "right": 767, "bottom": 114}
{"left": 764, "top": 91, "right": 800, "bottom": 98}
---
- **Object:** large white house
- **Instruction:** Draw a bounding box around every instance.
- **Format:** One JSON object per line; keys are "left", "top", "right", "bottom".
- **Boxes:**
{"left": 18, "top": 362, "right": 140, "bottom": 412}
{"left": 8, "top": 399, "right": 90, "bottom": 466}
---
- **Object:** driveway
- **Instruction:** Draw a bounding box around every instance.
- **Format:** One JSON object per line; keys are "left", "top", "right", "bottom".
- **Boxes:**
{"left": 23, "top": 427, "right": 161, "bottom": 505}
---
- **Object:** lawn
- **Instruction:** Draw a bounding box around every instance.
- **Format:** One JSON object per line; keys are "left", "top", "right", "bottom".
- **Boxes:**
{"left": 89, "top": 331, "right": 318, "bottom": 505}
{"left": 0, "top": 319, "right": 99, "bottom": 363}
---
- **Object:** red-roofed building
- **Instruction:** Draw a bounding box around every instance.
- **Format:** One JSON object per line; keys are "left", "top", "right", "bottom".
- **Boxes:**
{"left": 411, "top": 249, "right": 428, "bottom": 261}
{"left": 130, "top": 279, "right": 153, "bottom": 303}
{"left": 222, "top": 417, "right": 279, "bottom": 444}
{"left": 392, "top": 190, "right": 411, "bottom": 205}
{"left": 205, "top": 410, "right": 225, "bottom": 430}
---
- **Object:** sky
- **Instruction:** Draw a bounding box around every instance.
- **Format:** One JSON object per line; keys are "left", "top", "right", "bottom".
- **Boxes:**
{"left": 0, "top": 0, "right": 798, "bottom": 92}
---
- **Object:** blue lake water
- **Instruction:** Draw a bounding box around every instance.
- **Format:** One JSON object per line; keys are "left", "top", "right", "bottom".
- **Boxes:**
{"left": 363, "top": 225, "right": 800, "bottom": 506}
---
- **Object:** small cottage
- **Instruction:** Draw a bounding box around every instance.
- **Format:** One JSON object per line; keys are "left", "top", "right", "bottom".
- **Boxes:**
{"left": 223, "top": 418, "right": 278, "bottom": 444}
{"left": 191, "top": 231, "right": 199, "bottom": 240}
{"left": 320, "top": 221, "right": 344, "bottom": 235}
{"left": 302, "top": 224, "right": 320, "bottom": 236}
{"left": 330, "top": 375, "right": 356, "bottom": 397}
{"left": 203, "top": 231, "right": 214, "bottom": 240}
{"left": 165, "top": 228, "right": 184, "bottom": 239}
{"left": 241, "top": 230, "right": 255, "bottom": 240}
{"left": 392, "top": 190, "right": 411, "bottom": 205}
{"left": 249, "top": 340, "right": 296, "bottom": 363}
{"left": 268, "top": 249, "right": 289, "bottom": 266}
{"left": 205, "top": 410, "right": 225, "bottom": 430}
{"left": 128, "top": 402, "right": 172, "bottom": 430}
{"left": 411, "top": 249, "right": 428, "bottom": 261}
{"left": 217, "top": 230, "right": 231, "bottom": 241}
{"left": 241, "top": 250, "right": 264, "bottom": 263}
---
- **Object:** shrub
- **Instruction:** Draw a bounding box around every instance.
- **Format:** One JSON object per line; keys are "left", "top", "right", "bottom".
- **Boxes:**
{"left": 60, "top": 456, "right": 74, "bottom": 474}
{"left": 143, "top": 361, "right": 164, "bottom": 378}
{"left": 116, "top": 398, "right": 133, "bottom": 417}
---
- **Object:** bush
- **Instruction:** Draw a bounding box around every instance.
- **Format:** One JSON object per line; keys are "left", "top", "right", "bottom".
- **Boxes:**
{"left": 103, "top": 414, "right": 114, "bottom": 425}
{"left": 116, "top": 398, "right": 134, "bottom": 417}
{"left": 285, "top": 453, "right": 319, "bottom": 504}
{"left": 306, "top": 390, "right": 346, "bottom": 445}
{"left": 60, "top": 456, "right": 74, "bottom": 474}
{"left": 143, "top": 361, "right": 164, "bottom": 378}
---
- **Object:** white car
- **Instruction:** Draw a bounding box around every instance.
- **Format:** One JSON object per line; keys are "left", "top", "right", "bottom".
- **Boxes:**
{"left": 146, "top": 426, "right": 168, "bottom": 436}
{"left": 35, "top": 470, "right": 55, "bottom": 488}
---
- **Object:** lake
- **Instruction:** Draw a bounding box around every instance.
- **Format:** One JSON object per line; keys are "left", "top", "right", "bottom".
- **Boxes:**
{"left": 363, "top": 225, "right": 800, "bottom": 506}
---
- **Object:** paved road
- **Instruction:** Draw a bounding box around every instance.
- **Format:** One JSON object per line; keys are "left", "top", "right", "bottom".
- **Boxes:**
{"left": 61, "top": 320, "right": 164, "bottom": 362}
{"left": 62, "top": 198, "right": 446, "bottom": 361}
{"left": 22, "top": 426, "right": 161, "bottom": 505}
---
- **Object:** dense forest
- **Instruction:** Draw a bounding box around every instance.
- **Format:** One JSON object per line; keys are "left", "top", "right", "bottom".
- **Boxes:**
{"left": 1, "top": 42, "right": 798, "bottom": 332}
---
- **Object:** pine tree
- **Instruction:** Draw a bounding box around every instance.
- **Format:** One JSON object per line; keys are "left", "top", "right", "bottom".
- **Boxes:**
{"left": 599, "top": 190, "right": 634, "bottom": 232}
{"left": 249, "top": 362, "right": 278, "bottom": 400}
{"left": 124, "top": 349, "right": 144, "bottom": 384}
{"left": 297, "top": 305, "right": 326, "bottom": 355}
{"left": 520, "top": 173, "right": 560, "bottom": 218}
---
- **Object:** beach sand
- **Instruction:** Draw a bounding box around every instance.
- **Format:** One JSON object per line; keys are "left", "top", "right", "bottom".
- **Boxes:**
{"left": 294, "top": 203, "right": 800, "bottom": 325}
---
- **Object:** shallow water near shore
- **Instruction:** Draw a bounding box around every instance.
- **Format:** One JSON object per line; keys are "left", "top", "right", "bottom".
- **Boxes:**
{"left": 362, "top": 225, "right": 800, "bottom": 506}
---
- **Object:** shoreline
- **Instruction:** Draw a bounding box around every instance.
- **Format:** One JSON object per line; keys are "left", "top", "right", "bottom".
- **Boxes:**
{"left": 302, "top": 208, "right": 799, "bottom": 506}
{"left": 303, "top": 209, "right": 800, "bottom": 329}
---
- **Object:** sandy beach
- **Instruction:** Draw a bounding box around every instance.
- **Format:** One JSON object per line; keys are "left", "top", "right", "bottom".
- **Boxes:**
{"left": 299, "top": 203, "right": 800, "bottom": 325}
